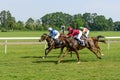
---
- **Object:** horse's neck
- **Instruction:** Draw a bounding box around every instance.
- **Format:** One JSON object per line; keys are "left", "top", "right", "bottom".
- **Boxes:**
{"left": 46, "top": 37, "right": 54, "bottom": 44}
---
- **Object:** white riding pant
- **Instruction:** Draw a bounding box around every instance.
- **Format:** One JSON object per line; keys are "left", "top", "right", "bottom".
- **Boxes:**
{"left": 54, "top": 33, "right": 60, "bottom": 39}
{"left": 84, "top": 30, "right": 89, "bottom": 37}
{"left": 74, "top": 30, "right": 82, "bottom": 41}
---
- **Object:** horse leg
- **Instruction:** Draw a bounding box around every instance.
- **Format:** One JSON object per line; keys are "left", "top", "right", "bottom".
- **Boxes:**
{"left": 94, "top": 41, "right": 104, "bottom": 56}
{"left": 74, "top": 49, "right": 80, "bottom": 64}
{"left": 97, "top": 48, "right": 104, "bottom": 56}
{"left": 42, "top": 48, "right": 48, "bottom": 59}
{"left": 44, "top": 47, "right": 53, "bottom": 58}
{"left": 57, "top": 49, "right": 69, "bottom": 64}
{"left": 70, "top": 51, "right": 72, "bottom": 57}
{"left": 88, "top": 48, "right": 102, "bottom": 59}
{"left": 97, "top": 46, "right": 104, "bottom": 56}
{"left": 58, "top": 47, "right": 64, "bottom": 58}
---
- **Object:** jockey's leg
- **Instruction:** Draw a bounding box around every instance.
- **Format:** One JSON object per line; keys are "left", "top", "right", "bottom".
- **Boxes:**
{"left": 54, "top": 33, "right": 61, "bottom": 46}
{"left": 85, "top": 30, "right": 89, "bottom": 37}
{"left": 53, "top": 38, "right": 59, "bottom": 45}
{"left": 77, "top": 31, "right": 85, "bottom": 46}
{"left": 79, "top": 39, "right": 85, "bottom": 46}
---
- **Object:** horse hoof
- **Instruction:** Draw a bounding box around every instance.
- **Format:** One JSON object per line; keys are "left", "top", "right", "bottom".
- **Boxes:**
{"left": 101, "top": 54, "right": 104, "bottom": 56}
{"left": 57, "top": 56, "right": 60, "bottom": 58}
{"left": 57, "top": 60, "right": 60, "bottom": 64}
{"left": 77, "top": 62, "right": 81, "bottom": 64}
{"left": 42, "top": 57, "right": 45, "bottom": 59}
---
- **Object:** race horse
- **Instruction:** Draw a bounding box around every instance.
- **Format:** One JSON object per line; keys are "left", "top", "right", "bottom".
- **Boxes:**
{"left": 57, "top": 34, "right": 106, "bottom": 64}
{"left": 39, "top": 33, "right": 68, "bottom": 58}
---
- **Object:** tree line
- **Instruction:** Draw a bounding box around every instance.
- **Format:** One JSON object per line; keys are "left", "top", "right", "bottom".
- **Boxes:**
{"left": 0, "top": 10, "right": 120, "bottom": 32}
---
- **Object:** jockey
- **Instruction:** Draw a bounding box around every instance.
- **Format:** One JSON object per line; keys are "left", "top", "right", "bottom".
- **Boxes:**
{"left": 48, "top": 27, "right": 60, "bottom": 45}
{"left": 67, "top": 27, "right": 85, "bottom": 46}
{"left": 79, "top": 27, "right": 89, "bottom": 37}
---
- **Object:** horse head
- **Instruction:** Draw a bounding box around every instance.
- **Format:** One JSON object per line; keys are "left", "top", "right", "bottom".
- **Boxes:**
{"left": 39, "top": 33, "right": 48, "bottom": 42}
{"left": 39, "top": 33, "right": 54, "bottom": 47}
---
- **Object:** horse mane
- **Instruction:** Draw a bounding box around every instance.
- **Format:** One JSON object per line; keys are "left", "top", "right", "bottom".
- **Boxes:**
{"left": 42, "top": 33, "right": 52, "bottom": 38}
{"left": 43, "top": 33, "right": 48, "bottom": 35}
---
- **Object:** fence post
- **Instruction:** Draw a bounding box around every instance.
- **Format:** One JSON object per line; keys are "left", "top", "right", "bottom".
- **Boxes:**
{"left": 108, "top": 39, "right": 110, "bottom": 50}
{"left": 5, "top": 40, "right": 7, "bottom": 54}
{"left": 43, "top": 41, "right": 47, "bottom": 59}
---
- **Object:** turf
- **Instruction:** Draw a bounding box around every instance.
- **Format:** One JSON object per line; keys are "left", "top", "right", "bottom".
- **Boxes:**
{"left": 0, "top": 31, "right": 120, "bottom": 80}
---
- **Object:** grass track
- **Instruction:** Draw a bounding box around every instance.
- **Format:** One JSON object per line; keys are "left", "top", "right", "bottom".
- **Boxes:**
{"left": 0, "top": 31, "right": 120, "bottom": 80}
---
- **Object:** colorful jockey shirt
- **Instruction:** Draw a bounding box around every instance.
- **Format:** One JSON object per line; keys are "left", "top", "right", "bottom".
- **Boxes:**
{"left": 49, "top": 29, "right": 60, "bottom": 39}
{"left": 67, "top": 29, "right": 80, "bottom": 37}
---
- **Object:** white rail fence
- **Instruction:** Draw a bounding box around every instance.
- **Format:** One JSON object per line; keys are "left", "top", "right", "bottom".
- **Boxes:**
{"left": 105, "top": 36, "right": 120, "bottom": 50}
{"left": 0, "top": 37, "right": 41, "bottom": 54}
{"left": 0, "top": 36, "right": 120, "bottom": 54}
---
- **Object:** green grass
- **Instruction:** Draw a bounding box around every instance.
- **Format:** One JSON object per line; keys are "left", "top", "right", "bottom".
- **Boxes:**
{"left": 0, "top": 31, "right": 120, "bottom": 80}
{"left": 0, "top": 43, "right": 120, "bottom": 80}
{"left": 0, "top": 31, "right": 120, "bottom": 37}
{"left": 0, "top": 31, "right": 47, "bottom": 37}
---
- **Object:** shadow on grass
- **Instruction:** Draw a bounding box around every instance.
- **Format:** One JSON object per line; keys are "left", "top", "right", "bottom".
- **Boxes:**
{"left": 21, "top": 56, "right": 99, "bottom": 64}
{"left": 21, "top": 56, "right": 57, "bottom": 59}
{"left": 32, "top": 59, "right": 77, "bottom": 64}
{"left": 32, "top": 58, "right": 97, "bottom": 64}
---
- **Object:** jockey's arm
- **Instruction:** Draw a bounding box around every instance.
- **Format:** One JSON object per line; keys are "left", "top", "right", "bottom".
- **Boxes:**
{"left": 54, "top": 30, "right": 59, "bottom": 36}
{"left": 67, "top": 33, "right": 73, "bottom": 37}
{"left": 82, "top": 31, "right": 85, "bottom": 34}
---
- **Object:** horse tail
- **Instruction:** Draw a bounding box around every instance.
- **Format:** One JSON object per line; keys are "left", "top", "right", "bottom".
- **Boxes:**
{"left": 96, "top": 35, "right": 106, "bottom": 44}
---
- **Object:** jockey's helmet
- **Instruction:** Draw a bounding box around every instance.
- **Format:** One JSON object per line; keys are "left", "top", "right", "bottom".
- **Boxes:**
{"left": 67, "top": 27, "right": 73, "bottom": 31}
{"left": 79, "top": 27, "right": 84, "bottom": 30}
{"left": 48, "top": 27, "right": 52, "bottom": 31}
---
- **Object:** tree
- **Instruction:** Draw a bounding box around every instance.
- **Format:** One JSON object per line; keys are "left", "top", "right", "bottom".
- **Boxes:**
{"left": 15, "top": 21, "right": 25, "bottom": 30}
{"left": 0, "top": 10, "right": 7, "bottom": 31}
{"left": 25, "top": 18, "right": 35, "bottom": 30}
{"left": 71, "top": 14, "right": 83, "bottom": 29}
{"left": 92, "top": 15, "right": 109, "bottom": 31}
{"left": 114, "top": 21, "right": 120, "bottom": 31}
{"left": 82, "top": 13, "right": 91, "bottom": 27}
{"left": 107, "top": 18, "right": 114, "bottom": 31}
{"left": 35, "top": 19, "right": 43, "bottom": 31}
{"left": 41, "top": 12, "right": 72, "bottom": 30}
{"left": 0, "top": 10, "right": 16, "bottom": 31}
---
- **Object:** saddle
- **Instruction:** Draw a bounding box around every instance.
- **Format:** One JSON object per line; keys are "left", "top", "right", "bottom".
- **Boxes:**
{"left": 74, "top": 38, "right": 83, "bottom": 46}
{"left": 53, "top": 39, "right": 61, "bottom": 48}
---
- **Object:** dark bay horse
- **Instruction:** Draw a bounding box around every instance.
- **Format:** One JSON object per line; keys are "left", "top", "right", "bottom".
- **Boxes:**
{"left": 39, "top": 33, "right": 67, "bottom": 58}
{"left": 57, "top": 34, "right": 106, "bottom": 64}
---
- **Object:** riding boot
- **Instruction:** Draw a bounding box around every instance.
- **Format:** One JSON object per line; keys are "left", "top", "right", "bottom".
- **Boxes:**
{"left": 59, "top": 41, "right": 63, "bottom": 45}
{"left": 53, "top": 39, "right": 59, "bottom": 47}
{"left": 79, "top": 39, "right": 85, "bottom": 46}
{"left": 81, "top": 40, "right": 85, "bottom": 46}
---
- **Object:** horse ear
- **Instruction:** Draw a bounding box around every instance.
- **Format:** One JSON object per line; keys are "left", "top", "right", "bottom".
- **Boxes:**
{"left": 47, "top": 35, "right": 51, "bottom": 38}
{"left": 43, "top": 33, "right": 47, "bottom": 35}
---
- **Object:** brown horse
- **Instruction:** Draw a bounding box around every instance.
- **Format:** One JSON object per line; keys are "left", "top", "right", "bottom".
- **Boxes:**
{"left": 39, "top": 33, "right": 67, "bottom": 58}
{"left": 57, "top": 34, "right": 106, "bottom": 64}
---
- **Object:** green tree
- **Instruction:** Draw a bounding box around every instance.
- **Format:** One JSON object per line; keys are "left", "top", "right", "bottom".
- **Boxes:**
{"left": 114, "top": 21, "right": 120, "bottom": 31}
{"left": 93, "top": 15, "right": 109, "bottom": 31}
{"left": 0, "top": 10, "right": 7, "bottom": 31}
{"left": 82, "top": 13, "right": 91, "bottom": 27}
{"left": 25, "top": 18, "right": 35, "bottom": 30}
{"left": 15, "top": 21, "right": 25, "bottom": 30}
{"left": 41, "top": 12, "right": 72, "bottom": 30}
{"left": 71, "top": 14, "right": 83, "bottom": 29}
{"left": 107, "top": 18, "right": 114, "bottom": 31}
{"left": 35, "top": 19, "right": 43, "bottom": 31}
{"left": 0, "top": 10, "right": 16, "bottom": 32}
